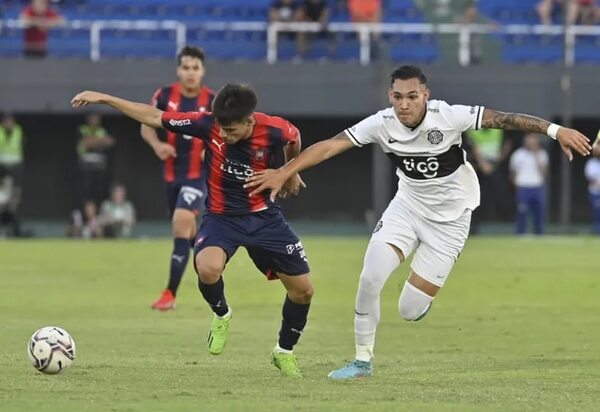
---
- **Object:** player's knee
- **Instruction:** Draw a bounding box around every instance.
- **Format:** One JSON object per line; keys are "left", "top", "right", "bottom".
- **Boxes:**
{"left": 172, "top": 210, "right": 195, "bottom": 238}
{"left": 195, "top": 258, "right": 223, "bottom": 284}
{"left": 358, "top": 271, "right": 384, "bottom": 295}
{"left": 288, "top": 283, "right": 314, "bottom": 304}
{"left": 398, "top": 282, "right": 433, "bottom": 322}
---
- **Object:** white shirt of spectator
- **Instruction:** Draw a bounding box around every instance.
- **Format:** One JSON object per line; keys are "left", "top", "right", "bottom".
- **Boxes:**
{"left": 585, "top": 158, "right": 600, "bottom": 194}
{"left": 509, "top": 148, "right": 549, "bottom": 188}
{"left": 345, "top": 99, "right": 483, "bottom": 222}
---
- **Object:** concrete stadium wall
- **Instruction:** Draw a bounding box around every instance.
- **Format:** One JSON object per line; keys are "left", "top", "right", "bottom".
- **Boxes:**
{"left": 1, "top": 60, "right": 600, "bottom": 118}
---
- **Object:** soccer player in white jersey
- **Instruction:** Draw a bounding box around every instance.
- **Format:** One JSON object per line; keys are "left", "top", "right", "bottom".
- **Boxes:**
{"left": 245, "top": 66, "right": 592, "bottom": 379}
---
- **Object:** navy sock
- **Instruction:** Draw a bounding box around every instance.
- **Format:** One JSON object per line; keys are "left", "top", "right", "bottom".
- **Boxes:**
{"left": 278, "top": 295, "right": 311, "bottom": 351}
{"left": 198, "top": 277, "right": 229, "bottom": 317}
{"left": 166, "top": 238, "right": 191, "bottom": 296}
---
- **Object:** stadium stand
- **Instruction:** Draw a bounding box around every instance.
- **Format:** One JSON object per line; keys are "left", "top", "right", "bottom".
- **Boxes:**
{"left": 0, "top": 0, "right": 598, "bottom": 63}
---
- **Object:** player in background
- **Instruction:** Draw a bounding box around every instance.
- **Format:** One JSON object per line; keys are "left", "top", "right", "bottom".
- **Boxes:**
{"left": 71, "top": 84, "right": 312, "bottom": 378}
{"left": 142, "top": 46, "right": 215, "bottom": 311}
{"left": 245, "top": 65, "right": 591, "bottom": 379}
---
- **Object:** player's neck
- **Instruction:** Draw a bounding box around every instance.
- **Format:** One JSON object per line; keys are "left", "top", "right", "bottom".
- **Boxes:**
{"left": 241, "top": 115, "right": 256, "bottom": 141}
{"left": 402, "top": 106, "right": 427, "bottom": 130}
{"left": 180, "top": 84, "right": 201, "bottom": 98}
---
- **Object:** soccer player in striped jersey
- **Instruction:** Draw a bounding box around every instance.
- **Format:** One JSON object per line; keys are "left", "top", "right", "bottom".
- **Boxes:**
{"left": 245, "top": 65, "right": 592, "bottom": 379}
{"left": 71, "top": 84, "right": 312, "bottom": 378}
{"left": 141, "top": 46, "right": 215, "bottom": 311}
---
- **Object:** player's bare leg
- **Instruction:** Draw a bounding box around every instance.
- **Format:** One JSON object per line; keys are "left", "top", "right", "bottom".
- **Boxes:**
{"left": 271, "top": 272, "right": 313, "bottom": 378}
{"left": 151, "top": 208, "right": 197, "bottom": 310}
{"left": 195, "top": 247, "right": 231, "bottom": 355}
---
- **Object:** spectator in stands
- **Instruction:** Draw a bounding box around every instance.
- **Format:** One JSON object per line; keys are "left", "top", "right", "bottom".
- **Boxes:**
{"left": 99, "top": 183, "right": 136, "bottom": 238}
{"left": 347, "top": 0, "right": 381, "bottom": 23}
{"left": 0, "top": 165, "right": 23, "bottom": 237}
{"left": 509, "top": 134, "right": 549, "bottom": 235}
{"left": 347, "top": 0, "right": 382, "bottom": 58}
{"left": 67, "top": 200, "right": 103, "bottom": 239}
{"left": 19, "top": 0, "right": 65, "bottom": 58}
{"left": 296, "top": 0, "right": 330, "bottom": 59}
{"left": 270, "top": 0, "right": 300, "bottom": 43}
{"left": 584, "top": 132, "right": 600, "bottom": 234}
{"left": 77, "top": 112, "right": 114, "bottom": 207}
{"left": 0, "top": 113, "right": 24, "bottom": 227}
{"left": 537, "top": 0, "right": 599, "bottom": 25}
{"left": 270, "top": 0, "right": 299, "bottom": 23}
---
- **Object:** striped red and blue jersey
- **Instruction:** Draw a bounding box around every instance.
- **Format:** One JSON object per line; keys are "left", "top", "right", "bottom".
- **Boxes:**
{"left": 161, "top": 111, "right": 299, "bottom": 215}
{"left": 151, "top": 83, "right": 215, "bottom": 183}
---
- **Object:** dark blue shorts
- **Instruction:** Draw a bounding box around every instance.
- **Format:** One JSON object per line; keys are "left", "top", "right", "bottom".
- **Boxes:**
{"left": 165, "top": 179, "right": 207, "bottom": 217}
{"left": 193, "top": 208, "right": 310, "bottom": 279}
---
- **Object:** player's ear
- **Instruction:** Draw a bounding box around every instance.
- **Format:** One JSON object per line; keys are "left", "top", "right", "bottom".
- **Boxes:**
{"left": 387, "top": 88, "right": 394, "bottom": 105}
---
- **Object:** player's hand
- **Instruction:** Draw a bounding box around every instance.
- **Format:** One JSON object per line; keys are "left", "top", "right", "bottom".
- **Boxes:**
{"left": 71, "top": 91, "right": 107, "bottom": 108}
{"left": 556, "top": 127, "right": 591, "bottom": 161}
{"left": 244, "top": 168, "right": 289, "bottom": 201}
{"left": 279, "top": 173, "right": 307, "bottom": 199}
{"left": 152, "top": 142, "right": 177, "bottom": 160}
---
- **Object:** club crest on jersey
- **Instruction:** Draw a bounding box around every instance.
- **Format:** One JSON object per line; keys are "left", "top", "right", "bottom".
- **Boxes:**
{"left": 427, "top": 129, "right": 444, "bottom": 145}
{"left": 255, "top": 148, "right": 265, "bottom": 161}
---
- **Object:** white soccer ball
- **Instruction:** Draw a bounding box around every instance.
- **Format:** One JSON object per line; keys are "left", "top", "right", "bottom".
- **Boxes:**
{"left": 28, "top": 326, "right": 76, "bottom": 374}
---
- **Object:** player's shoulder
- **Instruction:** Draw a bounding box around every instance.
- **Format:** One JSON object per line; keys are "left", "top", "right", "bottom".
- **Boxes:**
{"left": 254, "top": 112, "right": 293, "bottom": 129}
{"left": 202, "top": 86, "right": 216, "bottom": 97}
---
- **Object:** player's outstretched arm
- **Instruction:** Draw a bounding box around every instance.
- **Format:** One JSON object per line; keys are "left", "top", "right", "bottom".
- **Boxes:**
{"left": 245, "top": 132, "right": 354, "bottom": 201}
{"left": 140, "top": 124, "right": 176, "bottom": 160}
{"left": 71, "top": 91, "right": 164, "bottom": 129}
{"left": 481, "top": 108, "right": 591, "bottom": 161}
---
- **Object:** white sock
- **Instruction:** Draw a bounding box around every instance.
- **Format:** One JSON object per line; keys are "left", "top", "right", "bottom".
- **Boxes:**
{"left": 355, "top": 344, "right": 374, "bottom": 362}
{"left": 354, "top": 241, "right": 401, "bottom": 361}
{"left": 275, "top": 344, "right": 293, "bottom": 354}
{"left": 217, "top": 308, "right": 232, "bottom": 319}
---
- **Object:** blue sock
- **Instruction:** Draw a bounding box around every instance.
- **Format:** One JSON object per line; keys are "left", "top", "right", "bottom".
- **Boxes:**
{"left": 278, "top": 295, "right": 310, "bottom": 351}
{"left": 167, "top": 238, "right": 191, "bottom": 296}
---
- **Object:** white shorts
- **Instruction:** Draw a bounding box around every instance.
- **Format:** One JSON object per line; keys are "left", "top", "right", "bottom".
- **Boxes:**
{"left": 370, "top": 195, "right": 472, "bottom": 287}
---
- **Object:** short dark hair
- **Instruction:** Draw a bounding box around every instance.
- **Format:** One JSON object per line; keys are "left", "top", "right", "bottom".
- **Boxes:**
{"left": 211, "top": 84, "right": 258, "bottom": 125}
{"left": 177, "top": 45, "right": 205, "bottom": 65}
{"left": 390, "top": 65, "right": 427, "bottom": 86}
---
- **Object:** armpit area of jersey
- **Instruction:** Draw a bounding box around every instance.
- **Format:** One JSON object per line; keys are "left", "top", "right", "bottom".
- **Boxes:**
{"left": 388, "top": 144, "right": 465, "bottom": 180}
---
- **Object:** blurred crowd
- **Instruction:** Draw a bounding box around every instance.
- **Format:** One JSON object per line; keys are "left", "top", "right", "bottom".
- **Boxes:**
{"left": 0, "top": 112, "right": 136, "bottom": 239}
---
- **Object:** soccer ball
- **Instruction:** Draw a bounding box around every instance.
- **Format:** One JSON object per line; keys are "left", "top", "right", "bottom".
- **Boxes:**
{"left": 28, "top": 326, "right": 76, "bottom": 374}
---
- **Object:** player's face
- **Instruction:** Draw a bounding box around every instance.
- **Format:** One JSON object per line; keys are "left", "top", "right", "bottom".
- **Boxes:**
{"left": 524, "top": 134, "right": 540, "bottom": 151}
{"left": 177, "top": 56, "right": 205, "bottom": 91}
{"left": 217, "top": 117, "right": 255, "bottom": 145}
{"left": 388, "top": 78, "right": 430, "bottom": 128}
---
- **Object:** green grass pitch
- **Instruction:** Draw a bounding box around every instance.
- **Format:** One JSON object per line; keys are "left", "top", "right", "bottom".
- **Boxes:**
{"left": 1, "top": 236, "right": 600, "bottom": 411}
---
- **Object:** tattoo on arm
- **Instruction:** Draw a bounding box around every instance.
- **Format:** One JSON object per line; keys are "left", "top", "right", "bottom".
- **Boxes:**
{"left": 481, "top": 109, "right": 550, "bottom": 133}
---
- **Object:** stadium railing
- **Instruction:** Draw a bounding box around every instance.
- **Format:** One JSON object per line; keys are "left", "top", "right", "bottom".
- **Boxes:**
{"left": 1, "top": 19, "right": 599, "bottom": 65}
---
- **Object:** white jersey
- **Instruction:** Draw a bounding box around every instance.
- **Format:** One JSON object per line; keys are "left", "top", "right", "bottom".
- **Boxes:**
{"left": 345, "top": 99, "right": 483, "bottom": 222}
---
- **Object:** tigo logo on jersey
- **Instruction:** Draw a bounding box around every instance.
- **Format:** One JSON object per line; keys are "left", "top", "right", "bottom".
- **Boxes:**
{"left": 427, "top": 129, "right": 444, "bottom": 145}
{"left": 169, "top": 119, "right": 191, "bottom": 127}
{"left": 402, "top": 157, "right": 440, "bottom": 179}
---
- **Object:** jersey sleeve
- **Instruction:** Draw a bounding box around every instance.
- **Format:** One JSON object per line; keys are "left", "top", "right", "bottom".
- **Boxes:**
{"left": 161, "top": 111, "right": 214, "bottom": 141}
{"left": 282, "top": 120, "right": 300, "bottom": 145}
{"left": 448, "top": 104, "right": 485, "bottom": 132}
{"left": 344, "top": 113, "right": 380, "bottom": 147}
{"left": 150, "top": 88, "right": 167, "bottom": 110}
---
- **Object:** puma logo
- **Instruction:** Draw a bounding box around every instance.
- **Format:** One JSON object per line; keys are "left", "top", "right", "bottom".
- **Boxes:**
{"left": 168, "top": 101, "right": 177, "bottom": 110}
{"left": 212, "top": 139, "right": 225, "bottom": 151}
